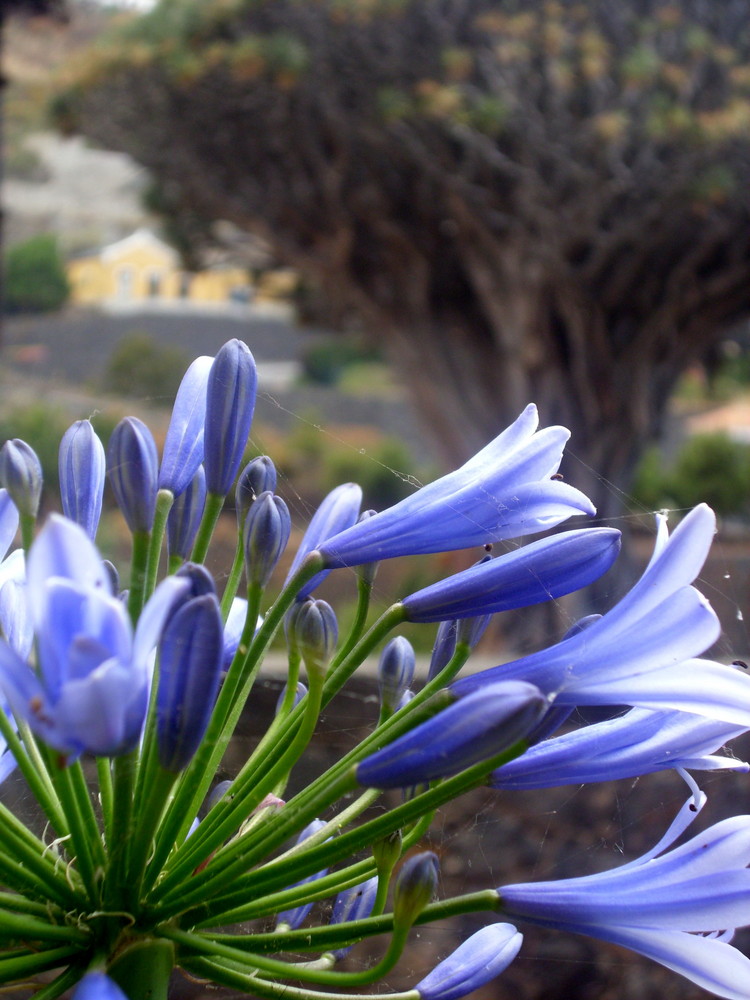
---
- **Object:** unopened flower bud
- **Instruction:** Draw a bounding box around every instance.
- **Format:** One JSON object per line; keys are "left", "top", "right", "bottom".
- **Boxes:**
{"left": 167, "top": 466, "right": 206, "bottom": 560}
{"left": 378, "top": 636, "right": 416, "bottom": 716}
{"left": 243, "top": 491, "right": 291, "bottom": 588}
{"left": 236, "top": 455, "right": 277, "bottom": 526}
{"left": 357, "top": 681, "right": 546, "bottom": 789}
{"left": 393, "top": 852, "right": 439, "bottom": 928}
{"left": 289, "top": 599, "right": 338, "bottom": 681}
{"left": 372, "top": 829, "right": 402, "bottom": 873}
{"left": 159, "top": 355, "right": 212, "bottom": 496}
{"left": 204, "top": 339, "right": 257, "bottom": 496}
{"left": 156, "top": 592, "right": 224, "bottom": 772}
{"left": 415, "top": 923, "right": 523, "bottom": 1000}
{"left": 59, "top": 420, "right": 105, "bottom": 539}
{"left": 0, "top": 439, "right": 42, "bottom": 518}
{"left": 107, "top": 417, "right": 159, "bottom": 533}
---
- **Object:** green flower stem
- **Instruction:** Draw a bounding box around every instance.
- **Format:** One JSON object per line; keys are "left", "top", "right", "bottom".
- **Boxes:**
{"left": 104, "top": 750, "right": 137, "bottom": 910}
{"left": 161, "top": 600, "right": 408, "bottom": 885}
{"left": 193, "top": 859, "right": 377, "bottom": 928}
{"left": 322, "top": 603, "right": 408, "bottom": 707}
{"left": 185, "top": 795, "right": 425, "bottom": 929}
{"left": 0, "top": 945, "right": 84, "bottom": 985}
{"left": 144, "top": 489, "right": 174, "bottom": 602}
{"left": 190, "top": 490, "right": 226, "bottom": 564}
{"left": 192, "top": 889, "right": 499, "bottom": 959}
{"left": 334, "top": 575, "right": 373, "bottom": 664}
{"left": 19, "top": 512, "right": 35, "bottom": 553}
{"left": 0, "top": 891, "right": 53, "bottom": 917}
{"left": 47, "top": 758, "right": 106, "bottom": 903}
{"left": 0, "top": 909, "right": 90, "bottom": 944}
{"left": 271, "top": 647, "right": 301, "bottom": 722}
{"left": 220, "top": 531, "right": 246, "bottom": 620}
{"left": 165, "top": 924, "right": 412, "bottom": 987}
{"left": 195, "top": 738, "right": 527, "bottom": 921}
{"left": 0, "top": 713, "right": 66, "bottom": 835}
{"left": 140, "top": 582, "right": 264, "bottom": 892}
{"left": 183, "top": 955, "right": 418, "bottom": 1000}
{"left": 199, "top": 686, "right": 452, "bottom": 877}
{"left": 125, "top": 767, "right": 179, "bottom": 908}
{"left": 153, "top": 670, "right": 341, "bottom": 912}
{"left": 167, "top": 552, "right": 183, "bottom": 574}
{"left": 28, "top": 962, "right": 88, "bottom": 1000}
{"left": 0, "top": 800, "right": 82, "bottom": 907}
{"left": 96, "top": 758, "right": 114, "bottom": 845}
{"left": 147, "top": 556, "right": 326, "bottom": 888}
{"left": 107, "top": 937, "right": 175, "bottom": 1000}
{"left": 127, "top": 529, "right": 151, "bottom": 623}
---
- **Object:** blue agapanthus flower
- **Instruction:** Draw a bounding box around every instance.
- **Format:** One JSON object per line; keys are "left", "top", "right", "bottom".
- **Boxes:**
{"left": 499, "top": 797, "right": 750, "bottom": 1000}
{"left": 0, "top": 516, "right": 188, "bottom": 757}
{"left": 452, "top": 505, "right": 750, "bottom": 725}
{"left": 317, "top": 404, "right": 595, "bottom": 568}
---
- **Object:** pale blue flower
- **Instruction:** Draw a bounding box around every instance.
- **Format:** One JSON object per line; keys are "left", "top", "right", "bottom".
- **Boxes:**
{"left": 415, "top": 923, "right": 523, "bottom": 1000}
{"left": 499, "top": 799, "right": 750, "bottom": 1000}
{"left": 159, "top": 355, "right": 213, "bottom": 496}
{"left": 453, "top": 506, "right": 750, "bottom": 726}
{"left": 318, "top": 405, "right": 595, "bottom": 568}
{"left": 276, "top": 819, "right": 329, "bottom": 929}
{"left": 59, "top": 420, "right": 106, "bottom": 539}
{"left": 0, "top": 516, "right": 188, "bottom": 757}
{"left": 330, "top": 876, "right": 379, "bottom": 958}
{"left": 0, "top": 489, "right": 18, "bottom": 557}
{"left": 284, "top": 482, "right": 362, "bottom": 598}
{"left": 491, "top": 708, "right": 749, "bottom": 790}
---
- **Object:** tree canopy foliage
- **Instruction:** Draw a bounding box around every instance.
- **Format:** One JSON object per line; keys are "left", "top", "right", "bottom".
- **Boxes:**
{"left": 65, "top": 0, "right": 750, "bottom": 516}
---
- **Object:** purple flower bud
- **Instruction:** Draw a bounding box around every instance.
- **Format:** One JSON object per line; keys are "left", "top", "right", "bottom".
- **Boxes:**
{"left": 394, "top": 852, "right": 439, "bottom": 927}
{"left": 159, "top": 355, "right": 212, "bottom": 496}
{"left": 59, "top": 420, "right": 105, "bottom": 539}
{"left": 167, "top": 466, "right": 206, "bottom": 561}
{"left": 243, "top": 491, "right": 291, "bottom": 589}
{"left": 284, "top": 482, "right": 362, "bottom": 599}
{"left": 402, "top": 528, "right": 620, "bottom": 623}
{"left": 330, "top": 876, "right": 379, "bottom": 958}
{"left": 107, "top": 417, "right": 159, "bottom": 533}
{"left": 201, "top": 779, "right": 234, "bottom": 818}
{"left": 204, "top": 339, "right": 257, "bottom": 496}
{"left": 156, "top": 591, "right": 224, "bottom": 772}
{"left": 378, "top": 636, "right": 416, "bottom": 715}
{"left": 287, "top": 599, "right": 338, "bottom": 680}
{"left": 0, "top": 439, "right": 42, "bottom": 518}
{"left": 72, "top": 972, "right": 129, "bottom": 1000}
{"left": 357, "top": 681, "right": 547, "bottom": 789}
{"left": 415, "top": 924, "right": 523, "bottom": 1000}
{"left": 236, "top": 455, "right": 277, "bottom": 526}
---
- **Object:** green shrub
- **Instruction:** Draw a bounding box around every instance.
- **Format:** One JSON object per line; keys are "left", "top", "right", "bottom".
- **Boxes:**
{"left": 4, "top": 234, "right": 69, "bottom": 314}
{"left": 632, "top": 432, "right": 750, "bottom": 519}
{"left": 103, "top": 332, "right": 189, "bottom": 405}
{"left": 300, "top": 337, "right": 381, "bottom": 386}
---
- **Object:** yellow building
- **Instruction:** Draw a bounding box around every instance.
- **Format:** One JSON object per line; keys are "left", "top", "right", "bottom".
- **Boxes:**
{"left": 66, "top": 229, "right": 253, "bottom": 310}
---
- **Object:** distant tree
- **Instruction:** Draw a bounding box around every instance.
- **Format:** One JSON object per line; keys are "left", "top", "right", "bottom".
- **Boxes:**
{"left": 64, "top": 0, "right": 750, "bottom": 520}
{"left": 5, "top": 234, "right": 70, "bottom": 313}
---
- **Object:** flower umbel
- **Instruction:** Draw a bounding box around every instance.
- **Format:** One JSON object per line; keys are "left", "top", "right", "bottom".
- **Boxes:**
{"left": 0, "top": 338, "right": 748, "bottom": 1000}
